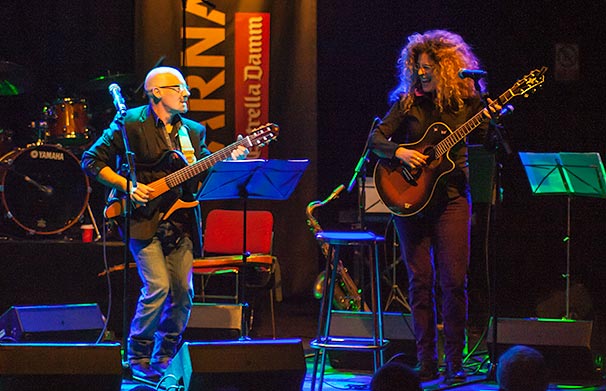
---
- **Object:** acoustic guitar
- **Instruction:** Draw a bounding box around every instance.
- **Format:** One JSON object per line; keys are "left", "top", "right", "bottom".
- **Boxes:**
{"left": 373, "top": 67, "right": 547, "bottom": 217}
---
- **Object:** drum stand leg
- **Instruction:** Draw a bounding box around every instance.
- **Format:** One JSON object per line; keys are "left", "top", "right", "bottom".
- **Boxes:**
{"left": 85, "top": 202, "right": 102, "bottom": 241}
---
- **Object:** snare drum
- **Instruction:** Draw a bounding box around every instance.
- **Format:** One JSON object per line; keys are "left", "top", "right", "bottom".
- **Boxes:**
{"left": 0, "top": 144, "right": 90, "bottom": 235}
{"left": 44, "top": 97, "right": 91, "bottom": 145}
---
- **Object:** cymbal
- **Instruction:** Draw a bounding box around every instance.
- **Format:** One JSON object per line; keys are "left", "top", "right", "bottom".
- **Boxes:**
{"left": 80, "top": 73, "right": 136, "bottom": 92}
{"left": 0, "top": 61, "right": 31, "bottom": 96}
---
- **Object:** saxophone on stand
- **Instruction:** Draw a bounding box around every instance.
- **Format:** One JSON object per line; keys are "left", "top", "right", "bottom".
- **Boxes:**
{"left": 306, "top": 184, "right": 369, "bottom": 312}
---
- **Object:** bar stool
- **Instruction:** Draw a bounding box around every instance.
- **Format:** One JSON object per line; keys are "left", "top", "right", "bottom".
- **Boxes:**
{"left": 310, "top": 231, "right": 389, "bottom": 391}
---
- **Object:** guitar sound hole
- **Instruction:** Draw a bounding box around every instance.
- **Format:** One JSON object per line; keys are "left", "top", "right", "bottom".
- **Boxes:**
{"left": 424, "top": 147, "right": 436, "bottom": 163}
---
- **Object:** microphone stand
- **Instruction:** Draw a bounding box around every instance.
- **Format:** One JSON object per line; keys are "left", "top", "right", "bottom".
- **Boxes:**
{"left": 347, "top": 117, "right": 381, "bottom": 229}
{"left": 343, "top": 118, "right": 379, "bottom": 309}
{"left": 115, "top": 110, "right": 136, "bottom": 366}
{"left": 485, "top": 105, "right": 513, "bottom": 382}
{"left": 444, "top": 79, "right": 514, "bottom": 388}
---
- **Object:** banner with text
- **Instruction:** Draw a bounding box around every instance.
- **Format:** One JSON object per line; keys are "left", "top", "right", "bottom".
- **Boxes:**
{"left": 175, "top": 1, "right": 271, "bottom": 158}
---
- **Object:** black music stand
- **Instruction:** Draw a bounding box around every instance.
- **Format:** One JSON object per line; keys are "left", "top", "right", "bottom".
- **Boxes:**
{"left": 519, "top": 152, "right": 606, "bottom": 319}
{"left": 196, "top": 159, "right": 309, "bottom": 338}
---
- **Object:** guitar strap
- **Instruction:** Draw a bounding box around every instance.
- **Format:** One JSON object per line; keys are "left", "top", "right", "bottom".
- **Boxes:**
{"left": 177, "top": 124, "right": 196, "bottom": 165}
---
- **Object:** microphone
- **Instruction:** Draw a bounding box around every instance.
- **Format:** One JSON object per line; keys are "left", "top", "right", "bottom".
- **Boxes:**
{"left": 458, "top": 69, "right": 487, "bottom": 80}
{"left": 108, "top": 83, "right": 127, "bottom": 116}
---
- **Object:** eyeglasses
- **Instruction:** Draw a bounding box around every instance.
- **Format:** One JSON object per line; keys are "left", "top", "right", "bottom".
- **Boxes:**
{"left": 413, "top": 64, "right": 435, "bottom": 72}
{"left": 155, "top": 84, "right": 191, "bottom": 93}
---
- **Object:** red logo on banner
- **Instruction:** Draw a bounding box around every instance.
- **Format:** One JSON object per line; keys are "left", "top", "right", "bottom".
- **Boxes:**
{"left": 234, "top": 12, "right": 270, "bottom": 159}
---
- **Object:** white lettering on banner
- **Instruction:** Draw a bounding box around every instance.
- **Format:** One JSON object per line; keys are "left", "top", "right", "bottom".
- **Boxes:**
{"left": 185, "top": 2, "right": 226, "bottom": 149}
{"left": 244, "top": 66, "right": 263, "bottom": 81}
{"left": 245, "top": 94, "right": 261, "bottom": 126}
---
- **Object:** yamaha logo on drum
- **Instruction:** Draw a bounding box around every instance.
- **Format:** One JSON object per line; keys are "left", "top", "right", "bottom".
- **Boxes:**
{"left": 29, "top": 149, "right": 65, "bottom": 161}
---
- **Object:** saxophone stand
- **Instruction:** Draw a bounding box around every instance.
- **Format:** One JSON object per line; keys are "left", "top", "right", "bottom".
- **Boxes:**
{"left": 196, "top": 158, "right": 309, "bottom": 338}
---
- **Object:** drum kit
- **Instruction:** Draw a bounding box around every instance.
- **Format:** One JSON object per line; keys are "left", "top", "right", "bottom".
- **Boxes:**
{"left": 0, "top": 61, "right": 138, "bottom": 238}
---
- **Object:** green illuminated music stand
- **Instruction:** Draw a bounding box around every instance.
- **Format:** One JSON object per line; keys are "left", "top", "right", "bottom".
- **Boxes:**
{"left": 519, "top": 152, "right": 606, "bottom": 319}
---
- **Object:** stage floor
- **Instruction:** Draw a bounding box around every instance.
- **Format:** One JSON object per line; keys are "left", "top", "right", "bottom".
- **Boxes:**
{"left": 119, "top": 297, "right": 604, "bottom": 390}
{"left": 0, "top": 296, "right": 604, "bottom": 390}
{"left": 118, "top": 344, "right": 606, "bottom": 391}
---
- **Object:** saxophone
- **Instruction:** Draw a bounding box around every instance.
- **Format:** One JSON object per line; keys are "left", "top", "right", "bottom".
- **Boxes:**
{"left": 306, "top": 184, "right": 366, "bottom": 311}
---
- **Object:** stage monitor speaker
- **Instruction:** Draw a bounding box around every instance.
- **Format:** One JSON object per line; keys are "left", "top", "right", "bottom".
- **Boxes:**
{"left": 0, "top": 303, "right": 105, "bottom": 343}
{"left": 328, "top": 311, "right": 417, "bottom": 370}
{"left": 487, "top": 317, "right": 598, "bottom": 382}
{"left": 0, "top": 343, "right": 122, "bottom": 391}
{"left": 183, "top": 303, "right": 243, "bottom": 341}
{"left": 166, "top": 338, "right": 306, "bottom": 391}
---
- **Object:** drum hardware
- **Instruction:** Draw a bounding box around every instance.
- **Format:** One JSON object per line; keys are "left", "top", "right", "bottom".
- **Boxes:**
{"left": 0, "top": 60, "right": 32, "bottom": 96}
{"left": 42, "top": 97, "right": 92, "bottom": 146}
{"left": 28, "top": 120, "right": 48, "bottom": 146}
{"left": 0, "top": 159, "right": 52, "bottom": 196}
{"left": 79, "top": 72, "right": 136, "bottom": 93}
{"left": 84, "top": 202, "right": 101, "bottom": 242}
{"left": 0, "top": 128, "right": 15, "bottom": 156}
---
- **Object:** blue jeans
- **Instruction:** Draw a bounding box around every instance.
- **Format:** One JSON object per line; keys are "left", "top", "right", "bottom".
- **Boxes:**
{"left": 127, "top": 235, "right": 194, "bottom": 365}
{"left": 393, "top": 194, "right": 471, "bottom": 365}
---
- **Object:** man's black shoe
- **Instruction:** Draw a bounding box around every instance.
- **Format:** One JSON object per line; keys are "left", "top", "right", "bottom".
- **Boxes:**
{"left": 415, "top": 361, "right": 439, "bottom": 381}
{"left": 444, "top": 362, "right": 467, "bottom": 385}
{"left": 130, "top": 362, "right": 161, "bottom": 383}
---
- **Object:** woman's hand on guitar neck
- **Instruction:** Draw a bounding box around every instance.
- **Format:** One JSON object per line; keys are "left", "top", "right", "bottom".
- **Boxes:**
{"left": 395, "top": 147, "right": 428, "bottom": 169}
{"left": 482, "top": 98, "right": 502, "bottom": 122}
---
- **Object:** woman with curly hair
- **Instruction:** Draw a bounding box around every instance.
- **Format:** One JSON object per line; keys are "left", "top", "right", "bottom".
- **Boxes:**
{"left": 369, "top": 29, "right": 498, "bottom": 385}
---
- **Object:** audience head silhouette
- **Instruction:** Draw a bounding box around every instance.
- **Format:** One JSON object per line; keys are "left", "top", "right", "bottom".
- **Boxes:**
{"left": 497, "top": 345, "right": 548, "bottom": 391}
{"left": 370, "top": 361, "right": 422, "bottom": 391}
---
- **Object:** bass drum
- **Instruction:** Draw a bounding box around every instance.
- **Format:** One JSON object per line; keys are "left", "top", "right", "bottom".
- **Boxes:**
{"left": 0, "top": 145, "right": 90, "bottom": 235}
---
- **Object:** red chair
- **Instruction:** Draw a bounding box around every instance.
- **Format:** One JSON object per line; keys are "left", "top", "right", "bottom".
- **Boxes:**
{"left": 192, "top": 209, "right": 281, "bottom": 338}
